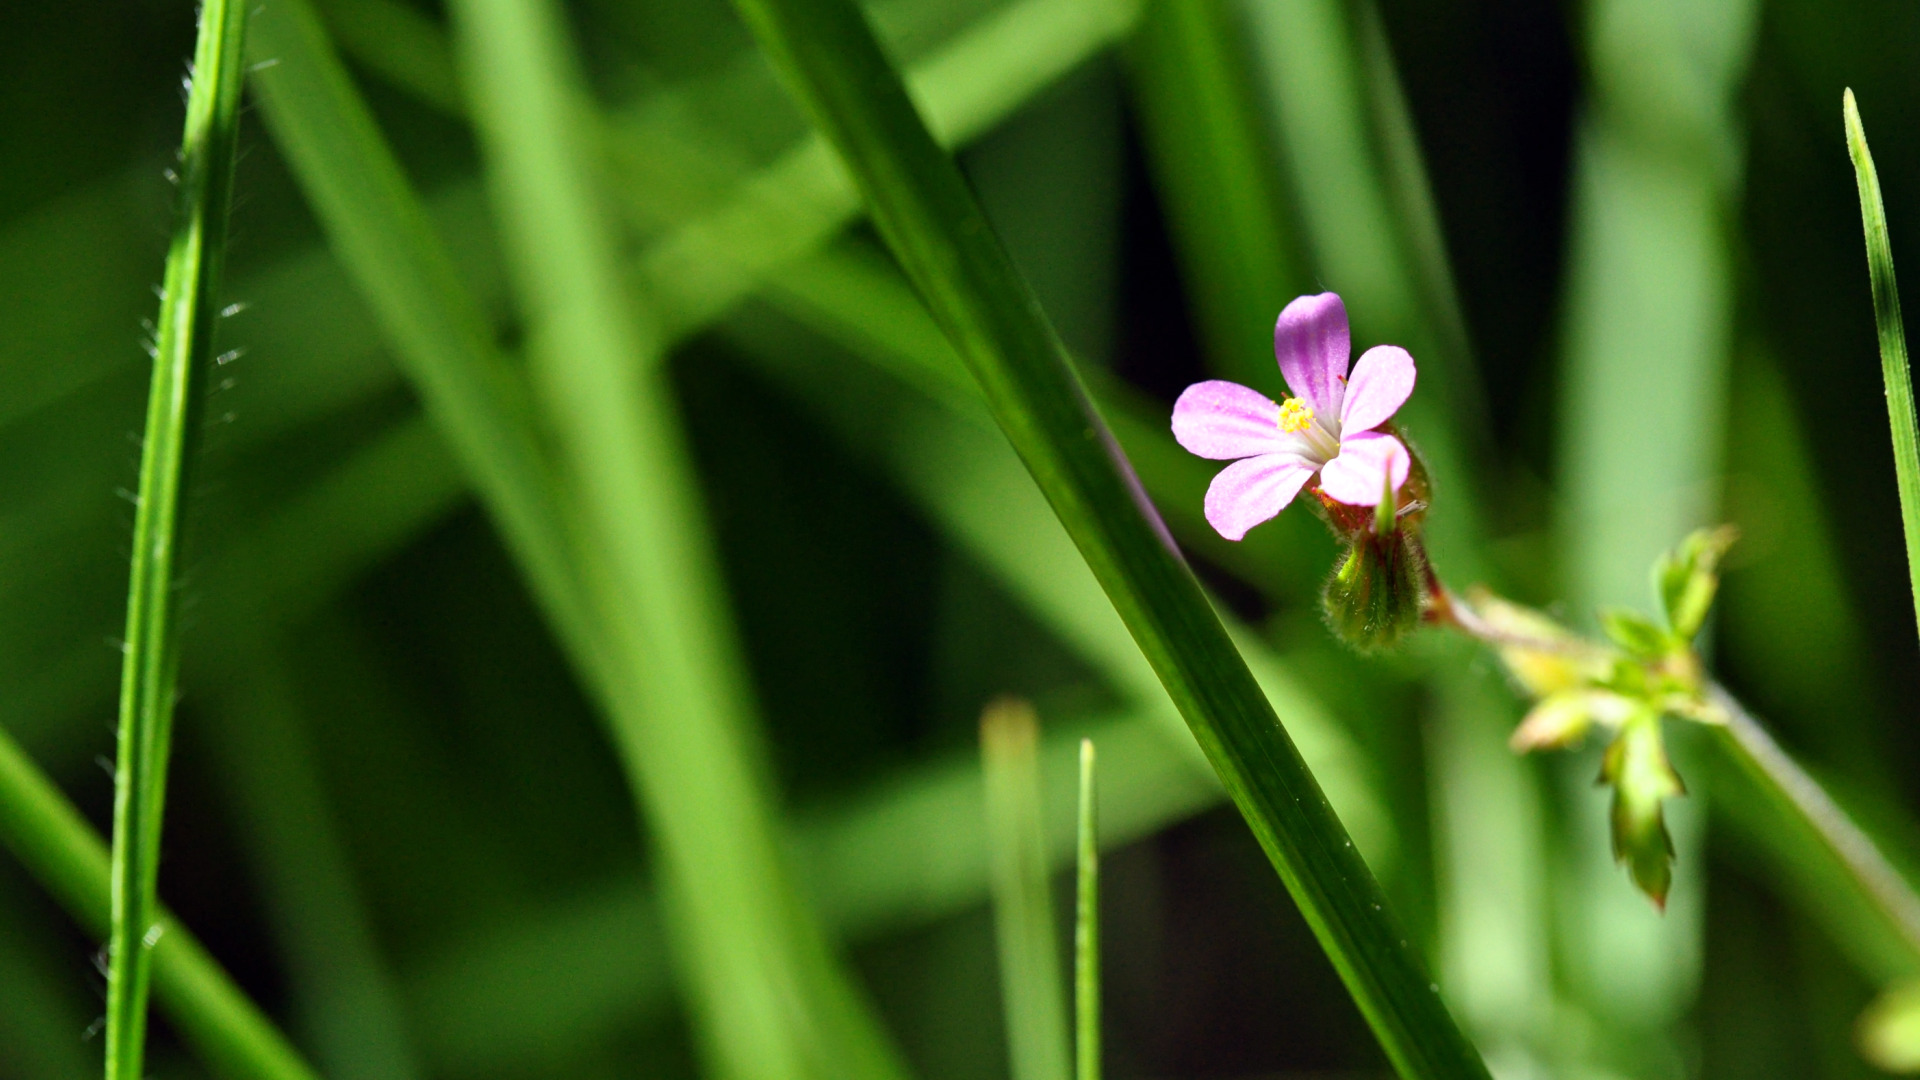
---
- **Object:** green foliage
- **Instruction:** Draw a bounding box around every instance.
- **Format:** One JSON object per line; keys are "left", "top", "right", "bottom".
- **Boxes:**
{"left": 8, "top": 2, "right": 1920, "bottom": 1079}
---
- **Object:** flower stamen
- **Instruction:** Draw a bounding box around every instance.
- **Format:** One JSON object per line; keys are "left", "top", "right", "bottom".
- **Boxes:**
{"left": 1278, "top": 397, "right": 1315, "bottom": 434}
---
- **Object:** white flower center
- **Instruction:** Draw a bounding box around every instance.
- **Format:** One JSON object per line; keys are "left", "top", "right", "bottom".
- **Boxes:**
{"left": 1278, "top": 397, "right": 1341, "bottom": 460}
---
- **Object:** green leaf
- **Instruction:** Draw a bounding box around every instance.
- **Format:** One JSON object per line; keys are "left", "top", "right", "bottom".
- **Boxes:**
{"left": 1598, "top": 608, "right": 1672, "bottom": 660}
{"left": 1845, "top": 89, "right": 1920, "bottom": 644}
{"left": 981, "top": 699, "right": 1072, "bottom": 1080}
{"left": 723, "top": 1, "right": 1489, "bottom": 1076}
{"left": 1654, "top": 525, "right": 1738, "bottom": 640}
{"left": 107, "top": 1, "right": 251, "bottom": 1076}
{"left": 1074, "top": 738, "right": 1101, "bottom": 1080}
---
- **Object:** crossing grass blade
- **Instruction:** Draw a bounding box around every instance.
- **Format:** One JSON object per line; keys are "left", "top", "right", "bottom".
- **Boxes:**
{"left": 106, "top": 0, "right": 250, "bottom": 1077}
{"left": 723, "top": 0, "right": 1490, "bottom": 1075}
{"left": 1074, "top": 739, "right": 1100, "bottom": 1080}
{"left": 981, "top": 699, "right": 1073, "bottom": 1080}
{"left": 0, "top": 727, "right": 319, "bottom": 1080}
{"left": 1845, "top": 89, "right": 1920, "bottom": 639}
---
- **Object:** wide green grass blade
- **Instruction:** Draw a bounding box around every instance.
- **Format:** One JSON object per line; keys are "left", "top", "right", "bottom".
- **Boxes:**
{"left": 1845, "top": 89, "right": 1920, "bottom": 639}
{"left": 723, "top": 2, "right": 1488, "bottom": 1075}
{"left": 0, "top": 727, "right": 319, "bottom": 1080}
{"left": 444, "top": 0, "right": 908, "bottom": 1075}
{"left": 106, "top": 0, "right": 250, "bottom": 1076}
{"left": 1074, "top": 739, "right": 1099, "bottom": 1080}
{"left": 981, "top": 700, "right": 1073, "bottom": 1080}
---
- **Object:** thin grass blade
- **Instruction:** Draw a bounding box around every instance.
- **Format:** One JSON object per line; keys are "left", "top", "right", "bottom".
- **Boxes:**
{"left": 1074, "top": 738, "right": 1099, "bottom": 1080}
{"left": 724, "top": 1, "right": 1488, "bottom": 1075}
{"left": 107, "top": 1, "right": 250, "bottom": 1076}
{"left": 981, "top": 699, "right": 1073, "bottom": 1080}
{"left": 1845, "top": 89, "right": 1920, "bottom": 638}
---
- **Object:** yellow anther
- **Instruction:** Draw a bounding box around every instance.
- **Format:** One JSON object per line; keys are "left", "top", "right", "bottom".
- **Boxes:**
{"left": 1277, "top": 397, "right": 1315, "bottom": 434}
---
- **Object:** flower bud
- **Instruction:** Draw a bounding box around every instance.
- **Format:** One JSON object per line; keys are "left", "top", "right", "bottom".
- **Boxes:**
{"left": 1321, "top": 528, "right": 1429, "bottom": 652}
{"left": 1654, "top": 525, "right": 1739, "bottom": 641}
{"left": 1599, "top": 711, "right": 1686, "bottom": 908}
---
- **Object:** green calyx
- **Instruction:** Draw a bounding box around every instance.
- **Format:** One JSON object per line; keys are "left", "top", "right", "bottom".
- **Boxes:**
{"left": 1322, "top": 529, "right": 1429, "bottom": 652}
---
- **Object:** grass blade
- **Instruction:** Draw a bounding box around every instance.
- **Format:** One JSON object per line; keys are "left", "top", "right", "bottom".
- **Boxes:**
{"left": 443, "top": 0, "right": 908, "bottom": 1075}
{"left": 981, "top": 699, "right": 1073, "bottom": 1080}
{"left": 1845, "top": 89, "right": 1920, "bottom": 638}
{"left": 724, "top": 1, "right": 1488, "bottom": 1076}
{"left": 246, "top": 0, "right": 594, "bottom": 662}
{"left": 107, "top": 1, "right": 250, "bottom": 1076}
{"left": 1074, "top": 738, "right": 1099, "bottom": 1080}
{"left": 0, "top": 727, "right": 319, "bottom": 1080}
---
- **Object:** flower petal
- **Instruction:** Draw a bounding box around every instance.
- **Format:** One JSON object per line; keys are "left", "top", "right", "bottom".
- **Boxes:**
{"left": 1318, "top": 431, "right": 1410, "bottom": 506}
{"left": 1340, "top": 345, "right": 1416, "bottom": 434}
{"left": 1204, "top": 453, "right": 1316, "bottom": 541}
{"left": 1274, "top": 292, "right": 1350, "bottom": 416}
{"left": 1173, "top": 380, "right": 1289, "bottom": 460}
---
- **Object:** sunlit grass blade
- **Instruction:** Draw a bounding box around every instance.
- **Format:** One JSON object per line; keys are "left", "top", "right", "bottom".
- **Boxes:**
{"left": 444, "top": 0, "right": 908, "bottom": 1075}
{"left": 107, "top": 0, "right": 250, "bottom": 1076}
{"left": 1074, "top": 738, "right": 1099, "bottom": 1080}
{"left": 1845, "top": 89, "right": 1920, "bottom": 637}
{"left": 0, "top": 727, "right": 319, "bottom": 1080}
{"left": 981, "top": 699, "right": 1073, "bottom": 1080}
{"left": 725, "top": 1, "right": 1487, "bottom": 1075}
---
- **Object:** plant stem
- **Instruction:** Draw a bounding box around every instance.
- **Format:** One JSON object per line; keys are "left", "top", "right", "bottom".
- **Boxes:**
{"left": 108, "top": 1, "right": 249, "bottom": 1077}
{"left": 1844, "top": 89, "right": 1920, "bottom": 641}
{"left": 1705, "top": 685, "right": 1920, "bottom": 956}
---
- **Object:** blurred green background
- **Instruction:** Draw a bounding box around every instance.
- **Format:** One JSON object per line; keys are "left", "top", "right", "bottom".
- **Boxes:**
{"left": 4, "top": 0, "right": 1920, "bottom": 1077}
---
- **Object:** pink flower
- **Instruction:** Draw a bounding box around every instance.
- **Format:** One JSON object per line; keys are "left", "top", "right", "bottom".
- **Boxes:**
{"left": 1172, "top": 293, "right": 1416, "bottom": 541}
